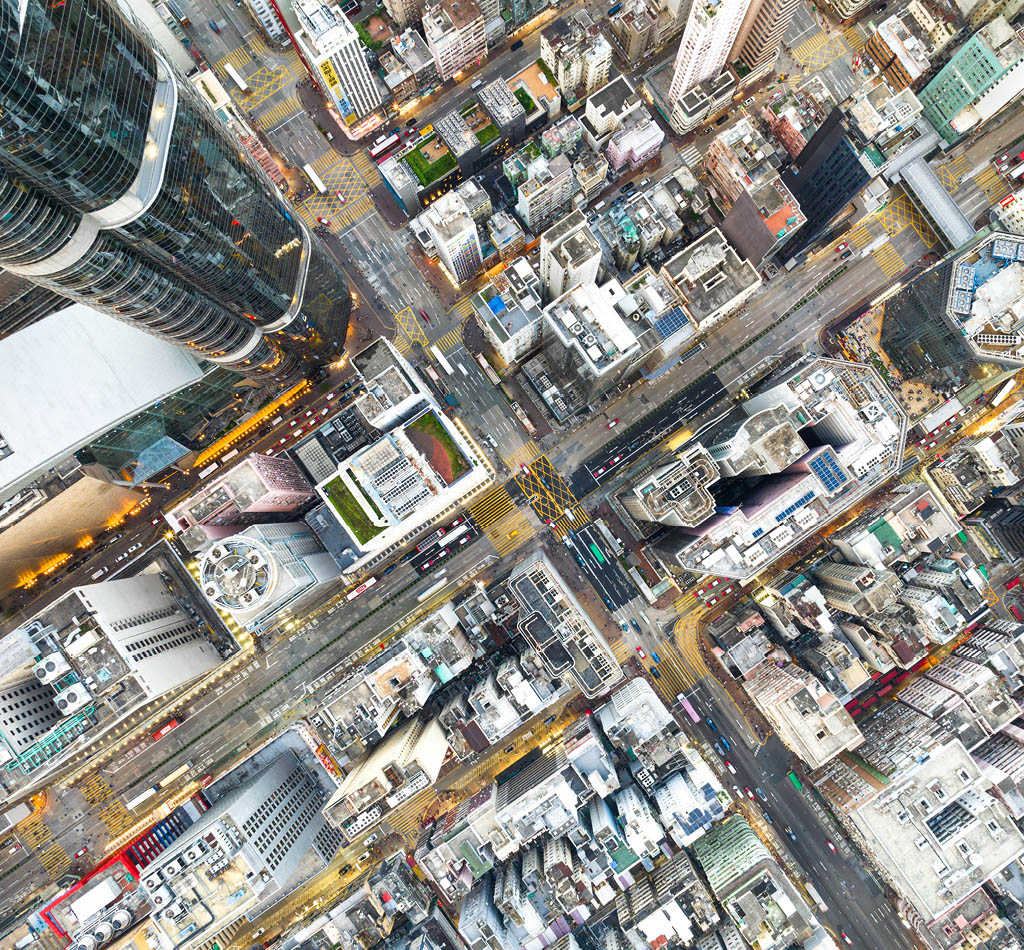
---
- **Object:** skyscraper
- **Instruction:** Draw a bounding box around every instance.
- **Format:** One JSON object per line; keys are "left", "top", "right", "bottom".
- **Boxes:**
{"left": 729, "top": 0, "right": 801, "bottom": 81}
{"left": 667, "top": 0, "right": 751, "bottom": 104}
{"left": 0, "top": 0, "right": 352, "bottom": 379}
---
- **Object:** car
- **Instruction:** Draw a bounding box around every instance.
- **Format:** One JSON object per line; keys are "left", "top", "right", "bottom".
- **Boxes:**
{"left": 636, "top": 646, "right": 647, "bottom": 658}
{"left": 744, "top": 787, "right": 755, "bottom": 799}
{"left": 336, "top": 191, "right": 347, "bottom": 204}
{"left": 316, "top": 217, "right": 331, "bottom": 225}
{"left": 459, "top": 535, "right": 469, "bottom": 545}
{"left": 504, "top": 744, "right": 515, "bottom": 753}
{"left": 320, "top": 408, "right": 328, "bottom": 416}
{"left": 521, "top": 464, "right": 531, "bottom": 475}
{"left": 305, "top": 409, "right": 314, "bottom": 417}
{"left": 732, "top": 785, "right": 743, "bottom": 799}
{"left": 744, "top": 96, "right": 755, "bottom": 105}
{"left": 595, "top": 466, "right": 606, "bottom": 476}
{"left": 724, "top": 759, "right": 737, "bottom": 774}
{"left": 705, "top": 716, "right": 716, "bottom": 731}
{"left": 128, "top": 542, "right": 142, "bottom": 552}
{"left": 607, "top": 418, "right": 619, "bottom": 428}
{"left": 826, "top": 839, "right": 837, "bottom": 853}
{"left": 278, "top": 437, "right": 287, "bottom": 445}
{"left": 253, "top": 929, "right": 266, "bottom": 939}
{"left": 714, "top": 742, "right": 724, "bottom": 756}
{"left": 339, "top": 864, "right": 353, "bottom": 874}
{"left": 358, "top": 850, "right": 371, "bottom": 863}
{"left": 840, "top": 933, "right": 852, "bottom": 946}
{"left": 612, "top": 455, "right": 622, "bottom": 464}
{"left": 406, "top": 117, "right": 417, "bottom": 127}
{"left": 841, "top": 249, "right": 852, "bottom": 259}
{"left": 115, "top": 552, "right": 130, "bottom": 563}
{"left": 208, "top": 19, "right": 221, "bottom": 32}
{"left": 720, "top": 736, "right": 731, "bottom": 750}
{"left": 8, "top": 843, "right": 21, "bottom": 854}
{"left": 650, "top": 651, "right": 660, "bottom": 663}
{"left": 650, "top": 667, "right": 660, "bottom": 679}
{"left": 763, "top": 811, "right": 773, "bottom": 823}
{"left": 785, "top": 826, "right": 797, "bottom": 841}
{"left": 510, "top": 38, "right": 524, "bottom": 50}
{"left": 620, "top": 621, "right": 629, "bottom": 632}
{"left": 289, "top": 419, "right": 298, "bottom": 427}
{"left": 835, "top": 241, "right": 849, "bottom": 252}
{"left": 756, "top": 787, "right": 767, "bottom": 802}
{"left": 707, "top": 595, "right": 719, "bottom": 606}
{"left": 365, "top": 833, "right": 379, "bottom": 845}
{"left": 418, "top": 308, "right": 430, "bottom": 322}
{"left": 327, "top": 391, "right": 337, "bottom": 399}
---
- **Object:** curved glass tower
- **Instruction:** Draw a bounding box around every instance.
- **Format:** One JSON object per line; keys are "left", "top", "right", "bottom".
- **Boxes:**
{"left": 0, "top": 0, "right": 351, "bottom": 379}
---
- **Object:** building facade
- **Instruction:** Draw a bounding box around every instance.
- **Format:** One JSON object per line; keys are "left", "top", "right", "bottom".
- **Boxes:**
{"left": 423, "top": 0, "right": 487, "bottom": 81}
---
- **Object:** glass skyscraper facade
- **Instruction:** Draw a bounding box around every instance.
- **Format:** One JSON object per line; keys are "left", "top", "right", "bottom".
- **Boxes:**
{"left": 0, "top": 0, "right": 351, "bottom": 379}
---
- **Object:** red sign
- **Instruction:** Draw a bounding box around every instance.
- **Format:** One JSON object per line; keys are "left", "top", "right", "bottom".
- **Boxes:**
{"left": 1000, "top": 194, "right": 1016, "bottom": 208}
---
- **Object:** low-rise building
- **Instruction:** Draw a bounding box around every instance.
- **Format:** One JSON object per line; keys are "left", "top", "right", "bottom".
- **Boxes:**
{"left": 605, "top": 111, "right": 665, "bottom": 174}
{"left": 487, "top": 210, "right": 526, "bottom": 261}
{"left": 580, "top": 75, "right": 646, "bottom": 150}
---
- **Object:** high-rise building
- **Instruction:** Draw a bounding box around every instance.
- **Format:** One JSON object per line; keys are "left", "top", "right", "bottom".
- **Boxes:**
{"left": 918, "top": 17, "right": 1024, "bottom": 143}
{"left": 423, "top": 0, "right": 487, "bottom": 81}
{"left": 513, "top": 154, "right": 576, "bottom": 232}
{"left": 0, "top": 0, "right": 352, "bottom": 379}
{"left": 242, "top": 0, "right": 288, "bottom": 42}
{"left": 667, "top": 0, "right": 751, "bottom": 112}
{"left": 382, "top": 0, "right": 427, "bottom": 28}
{"left": 416, "top": 191, "right": 483, "bottom": 285}
{"left": 540, "top": 12, "right": 613, "bottom": 103}
{"left": 539, "top": 211, "right": 603, "bottom": 301}
{"left": 295, "top": 0, "right": 385, "bottom": 124}
{"left": 965, "top": 495, "right": 1024, "bottom": 561}
{"left": 729, "top": 0, "right": 800, "bottom": 81}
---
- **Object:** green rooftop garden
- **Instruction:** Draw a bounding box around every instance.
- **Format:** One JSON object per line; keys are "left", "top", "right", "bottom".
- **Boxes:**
{"left": 513, "top": 88, "right": 536, "bottom": 114}
{"left": 403, "top": 139, "right": 457, "bottom": 187}
{"left": 324, "top": 476, "right": 384, "bottom": 545}
{"left": 535, "top": 58, "right": 555, "bottom": 86}
{"left": 407, "top": 412, "right": 470, "bottom": 483}
{"left": 355, "top": 15, "right": 385, "bottom": 51}
{"left": 476, "top": 123, "right": 499, "bottom": 145}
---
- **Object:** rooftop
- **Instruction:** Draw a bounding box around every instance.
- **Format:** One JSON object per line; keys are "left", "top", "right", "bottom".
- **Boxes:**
{"left": 544, "top": 281, "right": 641, "bottom": 375}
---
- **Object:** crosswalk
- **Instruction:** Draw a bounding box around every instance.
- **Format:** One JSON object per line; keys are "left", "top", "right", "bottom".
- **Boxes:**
{"left": 434, "top": 324, "right": 464, "bottom": 351}
{"left": 974, "top": 165, "right": 1010, "bottom": 202}
{"left": 871, "top": 242, "right": 904, "bottom": 279}
{"left": 503, "top": 440, "right": 539, "bottom": 470}
{"left": 653, "top": 641, "right": 703, "bottom": 693}
{"left": 679, "top": 144, "right": 702, "bottom": 169}
{"left": 845, "top": 224, "right": 872, "bottom": 249}
{"left": 468, "top": 483, "right": 535, "bottom": 556}
{"left": 80, "top": 771, "right": 135, "bottom": 839}
{"left": 386, "top": 788, "right": 434, "bottom": 841}
{"left": 18, "top": 814, "right": 70, "bottom": 881}
{"left": 448, "top": 296, "right": 476, "bottom": 320}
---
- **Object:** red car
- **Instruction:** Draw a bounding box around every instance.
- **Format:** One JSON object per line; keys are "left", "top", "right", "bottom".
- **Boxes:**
{"left": 317, "top": 217, "right": 331, "bottom": 225}
{"left": 419, "top": 309, "right": 430, "bottom": 322}
{"left": 636, "top": 646, "right": 647, "bottom": 659}
{"left": 826, "top": 839, "right": 837, "bottom": 853}
{"left": 74, "top": 847, "right": 88, "bottom": 858}
{"left": 835, "top": 241, "right": 848, "bottom": 252}
{"left": 607, "top": 418, "right": 619, "bottom": 428}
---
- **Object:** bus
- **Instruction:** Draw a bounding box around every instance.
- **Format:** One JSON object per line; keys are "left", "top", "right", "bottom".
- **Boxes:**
{"left": 153, "top": 718, "right": 183, "bottom": 742}
{"left": 416, "top": 575, "right": 448, "bottom": 602}
{"left": 805, "top": 883, "right": 828, "bottom": 913}
{"left": 220, "top": 448, "right": 239, "bottom": 463}
{"left": 786, "top": 770, "right": 803, "bottom": 790}
{"left": 1011, "top": 604, "right": 1024, "bottom": 622}
{"left": 345, "top": 576, "right": 378, "bottom": 601}
{"left": 431, "top": 345, "right": 454, "bottom": 376}
{"left": 125, "top": 787, "right": 157, "bottom": 811}
{"left": 508, "top": 401, "right": 536, "bottom": 435}
{"left": 369, "top": 133, "right": 400, "bottom": 161}
{"left": 303, "top": 163, "right": 327, "bottom": 194}
{"left": 163, "top": 0, "right": 190, "bottom": 25}
{"left": 197, "top": 462, "right": 219, "bottom": 480}
{"left": 677, "top": 693, "right": 700, "bottom": 724}
{"left": 588, "top": 542, "right": 606, "bottom": 564}
{"left": 471, "top": 79, "right": 484, "bottom": 90}
{"left": 1007, "top": 576, "right": 1021, "bottom": 591}
{"left": 608, "top": 2, "right": 622, "bottom": 13}
{"left": 224, "top": 62, "right": 250, "bottom": 93}
{"left": 158, "top": 762, "right": 194, "bottom": 789}
{"left": 992, "top": 378, "right": 1016, "bottom": 407}
{"left": 679, "top": 341, "right": 707, "bottom": 363}
{"left": 475, "top": 354, "right": 500, "bottom": 386}
{"left": 1010, "top": 162, "right": 1024, "bottom": 181}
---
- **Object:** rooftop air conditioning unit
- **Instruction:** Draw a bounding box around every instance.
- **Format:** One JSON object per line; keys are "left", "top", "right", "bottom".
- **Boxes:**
{"left": 34, "top": 653, "right": 71, "bottom": 684}
{"left": 142, "top": 873, "right": 163, "bottom": 890}
{"left": 54, "top": 685, "right": 92, "bottom": 715}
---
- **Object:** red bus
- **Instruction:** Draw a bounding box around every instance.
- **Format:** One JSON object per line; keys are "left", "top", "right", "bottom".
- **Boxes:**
{"left": 152, "top": 718, "right": 182, "bottom": 742}
{"left": 879, "top": 669, "right": 900, "bottom": 686}
{"left": 676, "top": 693, "right": 700, "bottom": 724}
{"left": 369, "top": 133, "right": 400, "bottom": 161}
{"left": 1006, "top": 576, "right": 1021, "bottom": 591}
{"left": 1011, "top": 604, "right": 1023, "bottom": 622}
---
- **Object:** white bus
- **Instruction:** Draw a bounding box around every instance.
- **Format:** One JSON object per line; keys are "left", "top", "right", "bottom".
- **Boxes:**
{"left": 197, "top": 462, "right": 219, "bottom": 480}
{"left": 431, "top": 345, "right": 454, "bottom": 376}
{"left": 303, "top": 163, "right": 328, "bottom": 194}
{"left": 124, "top": 787, "right": 157, "bottom": 811}
{"left": 224, "top": 62, "right": 250, "bottom": 93}
{"left": 158, "top": 761, "right": 194, "bottom": 789}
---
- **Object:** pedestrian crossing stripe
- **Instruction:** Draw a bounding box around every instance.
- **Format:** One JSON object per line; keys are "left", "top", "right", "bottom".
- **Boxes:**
{"left": 468, "top": 483, "right": 535, "bottom": 555}
{"left": 503, "top": 441, "right": 539, "bottom": 470}
{"left": 447, "top": 296, "right": 476, "bottom": 319}
{"left": 845, "top": 225, "right": 871, "bottom": 249}
{"left": 258, "top": 96, "right": 301, "bottom": 129}
{"left": 216, "top": 48, "right": 252, "bottom": 73}
{"left": 679, "top": 145, "right": 701, "bottom": 168}
{"left": 872, "top": 243, "right": 904, "bottom": 279}
{"left": 435, "top": 325, "right": 463, "bottom": 351}
{"left": 469, "top": 484, "right": 517, "bottom": 527}
{"left": 393, "top": 333, "right": 412, "bottom": 355}
{"left": 350, "top": 151, "right": 383, "bottom": 188}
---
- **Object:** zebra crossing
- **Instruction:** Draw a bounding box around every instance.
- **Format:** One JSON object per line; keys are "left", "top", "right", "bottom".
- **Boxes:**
{"left": 215, "top": 47, "right": 254, "bottom": 74}
{"left": 974, "top": 165, "right": 1010, "bottom": 202}
{"left": 679, "top": 144, "right": 702, "bottom": 169}
{"left": 18, "top": 814, "right": 70, "bottom": 880}
{"left": 468, "top": 484, "right": 534, "bottom": 557}
{"left": 503, "top": 440, "right": 539, "bottom": 470}
{"left": 447, "top": 296, "right": 476, "bottom": 320}
{"left": 871, "top": 242, "right": 904, "bottom": 279}
{"left": 845, "top": 224, "right": 872, "bottom": 249}
{"left": 196, "top": 920, "right": 244, "bottom": 950}
{"left": 81, "top": 771, "right": 135, "bottom": 838}
{"left": 386, "top": 788, "right": 434, "bottom": 840}
{"left": 434, "top": 324, "right": 464, "bottom": 351}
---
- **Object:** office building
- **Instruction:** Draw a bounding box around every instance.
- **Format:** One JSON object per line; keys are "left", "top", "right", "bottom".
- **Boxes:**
{"left": 198, "top": 522, "right": 342, "bottom": 632}
{"left": 0, "top": 0, "right": 351, "bottom": 379}
{"left": 958, "top": 0, "right": 1024, "bottom": 28}
{"left": 508, "top": 552, "right": 622, "bottom": 698}
{"left": 142, "top": 748, "right": 343, "bottom": 950}
{"left": 730, "top": 0, "right": 801, "bottom": 81}
{"left": 168, "top": 455, "right": 316, "bottom": 548}
{"left": 666, "top": 0, "right": 751, "bottom": 117}
{"left": 416, "top": 191, "right": 483, "bottom": 285}
{"left": 864, "top": 11, "right": 941, "bottom": 90}
{"left": 620, "top": 445, "right": 719, "bottom": 528}
{"left": 539, "top": 211, "right": 603, "bottom": 302}
{"left": 540, "top": 12, "right": 613, "bottom": 103}
{"left": 651, "top": 357, "right": 907, "bottom": 578}
{"left": 0, "top": 569, "right": 233, "bottom": 776}
{"left": 653, "top": 752, "right": 726, "bottom": 845}
{"left": 931, "top": 434, "right": 1024, "bottom": 516}
{"left": 966, "top": 495, "right": 1024, "bottom": 560}
{"left": 423, "top": 0, "right": 487, "bottom": 82}
{"left": 325, "top": 718, "right": 450, "bottom": 824}
{"left": 494, "top": 749, "right": 585, "bottom": 846}
{"left": 315, "top": 339, "right": 491, "bottom": 575}
{"left": 918, "top": 18, "right": 1024, "bottom": 143}
{"left": 472, "top": 259, "right": 544, "bottom": 364}
{"left": 295, "top": 0, "right": 384, "bottom": 123}
{"left": 945, "top": 232, "right": 1024, "bottom": 366}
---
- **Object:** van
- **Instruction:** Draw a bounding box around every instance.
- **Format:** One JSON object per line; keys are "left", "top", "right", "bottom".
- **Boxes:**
{"left": 510, "top": 39, "right": 524, "bottom": 50}
{"left": 593, "top": 200, "right": 606, "bottom": 212}
{"left": 471, "top": 79, "right": 483, "bottom": 90}
{"left": 92, "top": 567, "right": 109, "bottom": 580}
{"left": 639, "top": 178, "right": 650, "bottom": 187}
